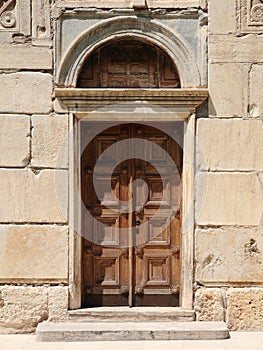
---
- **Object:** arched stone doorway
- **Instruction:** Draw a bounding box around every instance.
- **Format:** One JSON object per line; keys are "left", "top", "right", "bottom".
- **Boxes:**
{"left": 77, "top": 39, "right": 181, "bottom": 89}
{"left": 55, "top": 16, "right": 208, "bottom": 310}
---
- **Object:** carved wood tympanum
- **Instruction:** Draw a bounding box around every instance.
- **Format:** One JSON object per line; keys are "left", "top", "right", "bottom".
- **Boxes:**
{"left": 77, "top": 39, "right": 181, "bottom": 88}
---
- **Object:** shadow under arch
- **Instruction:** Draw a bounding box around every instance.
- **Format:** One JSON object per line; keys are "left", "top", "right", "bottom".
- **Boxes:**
{"left": 56, "top": 16, "right": 201, "bottom": 88}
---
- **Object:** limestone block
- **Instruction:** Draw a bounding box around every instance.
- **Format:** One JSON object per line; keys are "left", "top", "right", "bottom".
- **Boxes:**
{"left": 32, "top": 114, "right": 68, "bottom": 168}
{"left": 208, "top": 0, "right": 236, "bottom": 34}
{"left": 200, "top": 0, "right": 207, "bottom": 10}
{"left": 209, "top": 35, "right": 263, "bottom": 63}
{"left": 196, "top": 173, "right": 263, "bottom": 226}
{"left": 0, "top": 225, "right": 68, "bottom": 283}
{"left": 0, "top": 46, "right": 52, "bottom": 69}
{"left": 53, "top": 98, "right": 68, "bottom": 113}
{"left": 0, "top": 169, "right": 68, "bottom": 223}
{"left": 226, "top": 288, "right": 263, "bottom": 331}
{"left": 197, "top": 119, "right": 263, "bottom": 171}
{"left": 209, "top": 63, "right": 249, "bottom": 117}
{"left": 48, "top": 287, "right": 69, "bottom": 321}
{"left": 249, "top": 64, "right": 263, "bottom": 118}
{"left": 259, "top": 173, "right": 263, "bottom": 186}
{"left": 195, "top": 228, "right": 263, "bottom": 284}
{"left": 0, "top": 286, "right": 48, "bottom": 333}
{"left": 32, "top": 0, "right": 51, "bottom": 46}
{"left": 195, "top": 288, "right": 224, "bottom": 321}
{"left": 0, "top": 115, "right": 30, "bottom": 167}
{"left": 55, "top": 0, "right": 201, "bottom": 8}
{"left": 0, "top": 73, "right": 52, "bottom": 114}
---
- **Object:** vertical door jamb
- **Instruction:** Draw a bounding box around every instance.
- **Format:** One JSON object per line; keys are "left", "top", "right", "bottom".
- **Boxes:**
{"left": 181, "top": 113, "right": 195, "bottom": 310}
{"left": 69, "top": 113, "right": 82, "bottom": 309}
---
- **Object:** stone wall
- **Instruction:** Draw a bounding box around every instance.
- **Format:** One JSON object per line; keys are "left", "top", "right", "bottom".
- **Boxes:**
{"left": 0, "top": 0, "right": 68, "bottom": 333}
{"left": 0, "top": 0, "right": 262, "bottom": 333}
{"left": 194, "top": 0, "right": 263, "bottom": 331}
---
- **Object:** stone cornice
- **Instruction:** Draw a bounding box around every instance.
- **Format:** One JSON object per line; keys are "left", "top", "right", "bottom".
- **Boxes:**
{"left": 55, "top": 88, "right": 208, "bottom": 118}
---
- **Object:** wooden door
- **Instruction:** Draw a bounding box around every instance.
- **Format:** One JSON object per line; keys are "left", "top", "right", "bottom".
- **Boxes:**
{"left": 81, "top": 123, "right": 182, "bottom": 307}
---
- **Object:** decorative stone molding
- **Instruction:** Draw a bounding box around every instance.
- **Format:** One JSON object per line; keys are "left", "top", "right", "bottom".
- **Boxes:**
{"left": 238, "top": 0, "right": 263, "bottom": 33}
{"left": 0, "top": 0, "right": 30, "bottom": 42}
{"left": 32, "top": 0, "right": 52, "bottom": 46}
{"left": 55, "top": 0, "right": 203, "bottom": 9}
{"left": 249, "top": 0, "right": 263, "bottom": 24}
{"left": 55, "top": 88, "right": 208, "bottom": 117}
{"left": 0, "top": 0, "right": 16, "bottom": 29}
{"left": 0, "top": 0, "right": 51, "bottom": 44}
{"left": 0, "top": 0, "right": 17, "bottom": 29}
{"left": 56, "top": 16, "right": 201, "bottom": 88}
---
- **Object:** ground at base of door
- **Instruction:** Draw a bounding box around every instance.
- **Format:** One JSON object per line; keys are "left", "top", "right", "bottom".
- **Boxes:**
{"left": 1, "top": 332, "right": 263, "bottom": 349}
{"left": 36, "top": 321, "right": 229, "bottom": 342}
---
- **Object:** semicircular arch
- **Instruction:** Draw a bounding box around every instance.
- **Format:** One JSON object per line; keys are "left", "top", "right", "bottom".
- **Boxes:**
{"left": 57, "top": 16, "right": 201, "bottom": 88}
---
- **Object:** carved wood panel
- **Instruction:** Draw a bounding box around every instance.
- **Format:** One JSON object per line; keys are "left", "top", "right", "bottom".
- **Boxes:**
{"left": 77, "top": 40, "right": 180, "bottom": 88}
{"left": 81, "top": 123, "right": 182, "bottom": 306}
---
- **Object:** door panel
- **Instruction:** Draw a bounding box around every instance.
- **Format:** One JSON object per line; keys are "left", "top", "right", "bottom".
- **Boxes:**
{"left": 81, "top": 123, "right": 182, "bottom": 307}
{"left": 133, "top": 125, "right": 181, "bottom": 304}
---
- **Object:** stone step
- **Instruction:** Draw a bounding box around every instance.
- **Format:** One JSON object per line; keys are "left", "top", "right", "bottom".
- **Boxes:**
{"left": 36, "top": 321, "right": 229, "bottom": 342}
{"left": 68, "top": 307, "right": 195, "bottom": 322}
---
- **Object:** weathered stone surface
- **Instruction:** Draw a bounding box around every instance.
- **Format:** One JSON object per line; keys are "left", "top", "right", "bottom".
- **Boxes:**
{"left": 195, "top": 228, "right": 263, "bottom": 284}
{"left": 68, "top": 307, "right": 195, "bottom": 322}
{"left": 209, "top": 63, "right": 249, "bottom": 117}
{"left": 36, "top": 321, "right": 229, "bottom": 342}
{"left": 226, "top": 288, "right": 263, "bottom": 331}
{"left": 0, "top": 169, "right": 68, "bottom": 223}
{"left": 238, "top": 0, "right": 263, "bottom": 34}
{"left": 197, "top": 119, "right": 263, "bottom": 171}
{"left": 0, "top": 46, "right": 52, "bottom": 69}
{"left": 195, "top": 288, "right": 224, "bottom": 321}
{"left": 0, "top": 73, "right": 52, "bottom": 114}
{"left": 48, "top": 287, "right": 69, "bottom": 321}
{"left": 55, "top": 0, "right": 202, "bottom": 9}
{"left": 0, "top": 115, "right": 30, "bottom": 167}
{"left": 53, "top": 98, "right": 68, "bottom": 114}
{"left": 32, "top": 0, "right": 51, "bottom": 46}
{"left": 196, "top": 173, "right": 263, "bottom": 226}
{"left": 32, "top": 114, "right": 68, "bottom": 168}
{"left": 0, "top": 0, "right": 31, "bottom": 43}
{"left": 209, "top": 35, "right": 263, "bottom": 63}
{"left": 249, "top": 64, "right": 263, "bottom": 118}
{"left": 208, "top": 0, "right": 236, "bottom": 34}
{"left": 0, "top": 225, "right": 68, "bottom": 282}
{"left": 259, "top": 173, "right": 263, "bottom": 189}
{"left": 0, "top": 286, "right": 48, "bottom": 333}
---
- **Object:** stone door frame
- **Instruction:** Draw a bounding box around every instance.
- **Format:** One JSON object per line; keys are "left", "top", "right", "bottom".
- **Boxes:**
{"left": 55, "top": 13, "right": 207, "bottom": 310}
{"left": 55, "top": 88, "right": 208, "bottom": 310}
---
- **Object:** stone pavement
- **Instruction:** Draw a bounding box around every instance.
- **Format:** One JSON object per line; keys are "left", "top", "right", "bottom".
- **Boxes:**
{"left": 0, "top": 332, "right": 263, "bottom": 350}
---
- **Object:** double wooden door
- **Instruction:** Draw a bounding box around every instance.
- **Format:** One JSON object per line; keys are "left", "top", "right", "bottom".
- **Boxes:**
{"left": 81, "top": 123, "right": 182, "bottom": 307}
